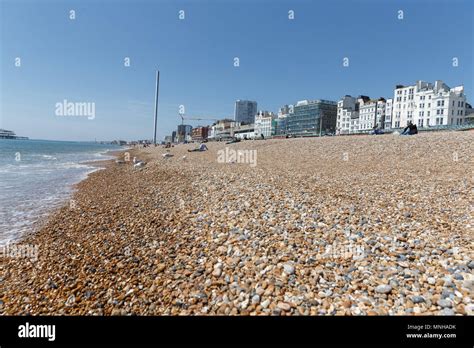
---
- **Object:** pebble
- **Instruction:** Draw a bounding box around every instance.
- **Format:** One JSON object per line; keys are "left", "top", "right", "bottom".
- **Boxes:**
{"left": 411, "top": 296, "right": 425, "bottom": 304}
{"left": 375, "top": 285, "right": 392, "bottom": 294}
{"left": 283, "top": 264, "right": 295, "bottom": 275}
{"left": 277, "top": 302, "right": 291, "bottom": 311}
{"left": 437, "top": 299, "right": 453, "bottom": 308}
{"left": 261, "top": 299, "right": 270, "bottom": 309}
{"left": 427, "top": 277, "right": 436, "bottom": 285}
{"left": 441, "top": 308, "right": 455, "bottom": 315}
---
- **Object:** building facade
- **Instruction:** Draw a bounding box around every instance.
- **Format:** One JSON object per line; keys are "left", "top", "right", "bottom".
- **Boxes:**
{"left": 384, "top": 98, "right": 393, "bottom": 130}
{"left": 177, "top": 124, "right": 192, "bottom": 142}
{"left": 392, "top": 80, "right": 468, "bottom": 128}
{"left": 234, "top": 100, "right": 257, "bottom": 124}
{"left": 191, "top": 126, "right": 209, "bottom": 141}
{"left": 287, "top": 99, "right": 337, "bottom": 136}
{"left": 271, "top": 105, "right": 293, "bottom": 136}
{"left": 233, "top": 123, "right": 255, "bottom": 140}
{"left": 254, "top": 111, "right": 275, "bottom": 138}
{"left": 208, "top": 119, "right": 237, "bottom": 140}
{"left": 336, "top": 96, "right": 360, "bottom": 135}
{"left": 359, "top": 98, "right": 386, "bottom": 131}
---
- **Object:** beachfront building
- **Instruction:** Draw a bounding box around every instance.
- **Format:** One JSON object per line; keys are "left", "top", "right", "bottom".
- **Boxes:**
{"left": 232, "top": 123, "right": 255, "bottom": 140}
{"left": 191, "top": 126, "right": 209, "bottom": 141}
{"left": 177, "top": 124, "right": 192, "bottom": 143}
{"left": 384, "top": 98, "right": 393, "bottom": 130}
{"left": 465, "top": 103, "right": 474, "bottom": 124}
{"left": 271, "top": 105, "right": 292, "bottom": 136}
{"left": 208, "top": 119, "right": 237, "bottom": 141}
{"left": 336, "top": 96, "right": 359, "bottom": 135}
{"left": 272, "top": 117, "right": 287, "bottom": 136}
{"left": 359, "top": 98, "right": 387, "bottom": 131}
{"left": 286, "top": 99, "right": 337, "bottom": 136}
{"left": 254, "top": 111, "right": 275, "bottom": 138}
{"left": 234, "top": 100, "right": 257, "bottom": 125}
{"left": 392, "top": 80, "right": 468, "bottom": 128}
{"left": 171, "top": 131, "right": 177, "bottom": 143}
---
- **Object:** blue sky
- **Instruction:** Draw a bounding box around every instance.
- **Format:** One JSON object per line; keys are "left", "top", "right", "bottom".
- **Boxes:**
{"left": 1, "top": 0, "right": 472, "bottom": 141}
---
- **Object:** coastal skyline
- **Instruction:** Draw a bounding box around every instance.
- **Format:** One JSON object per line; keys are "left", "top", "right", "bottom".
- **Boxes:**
{"left": 1, "top": 0, "right": 473, "bottom": 141}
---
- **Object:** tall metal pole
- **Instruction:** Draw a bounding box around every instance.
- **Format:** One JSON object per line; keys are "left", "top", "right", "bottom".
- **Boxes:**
{"left": 153, "top": 70, "right": 160, "bottom": 144}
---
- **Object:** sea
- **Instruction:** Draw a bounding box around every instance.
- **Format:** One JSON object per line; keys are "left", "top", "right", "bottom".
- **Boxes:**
{"left": 0, "top": 139, "right": 124, "bottom": 245}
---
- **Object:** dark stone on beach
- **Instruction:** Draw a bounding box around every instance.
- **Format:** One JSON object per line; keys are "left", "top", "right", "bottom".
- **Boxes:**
{"left": 411, "top": 296, "right": 425, "bottom": 304}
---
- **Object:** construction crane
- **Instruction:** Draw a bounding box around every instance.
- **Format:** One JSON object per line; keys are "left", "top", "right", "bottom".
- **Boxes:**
{"left": 179, "top": 114, "right": 219, "bottom": 125}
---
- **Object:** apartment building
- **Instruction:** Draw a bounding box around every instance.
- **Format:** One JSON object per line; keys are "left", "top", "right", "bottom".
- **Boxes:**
{"left": 392, "top": 80, "right": 468, "bottom": 128}
{"left": 359, "top": 98, "right": 386, "bottom": 131}
{"left": 254, "top": 111, "right": 275, "bottom": 138}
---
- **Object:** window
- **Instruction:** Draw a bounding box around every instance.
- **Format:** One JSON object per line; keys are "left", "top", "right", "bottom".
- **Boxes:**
{"left": 427, "top": 111, "right": 430, "bottom": 116}
{"left": 453, "top": 101, "right": 455, "bottom": 107}
{"left": 460, "top": 110, "right": 463, "bottom": 115}
{"left": 428, "top": 103, "right": 431, "bottom": 107}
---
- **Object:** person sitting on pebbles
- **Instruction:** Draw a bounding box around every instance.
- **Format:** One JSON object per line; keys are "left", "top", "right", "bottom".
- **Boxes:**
{"left": 401, "top": 121, "right": 418, "bottom": 135}
{"left": 188, "top": 142, "right": 208, "bottom": 152}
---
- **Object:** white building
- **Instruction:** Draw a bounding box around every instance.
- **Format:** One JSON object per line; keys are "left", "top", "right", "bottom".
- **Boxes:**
{"left": 208, "top": 119, "right": 238, "bottom": 141}
{"left": 392, "top": 80, "right": 468, "bottom": 128}
{"left": 233, "top": 123, "right": 255, "bottom": 140}
{"left": 337, "top": 96, "right": 357, "bottom": 135}
{"left": 384, "top": 98, "right": 393, "bottom": 130}
{"left": 254, "top": 111, "right": 274, "bottom": 138}
{"left": 336, "top": 95, "right": 374, "bottom": 134}
{"left": 359, "top": 98, "right": 387, "bottom": 131}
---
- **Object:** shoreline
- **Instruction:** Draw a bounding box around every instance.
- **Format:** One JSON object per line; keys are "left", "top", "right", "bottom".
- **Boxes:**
{"left": 0, "top": 148, "right": 127, "bottom": 247}
{"left": 1, "top": 132, "right": 472, "bottom": 316}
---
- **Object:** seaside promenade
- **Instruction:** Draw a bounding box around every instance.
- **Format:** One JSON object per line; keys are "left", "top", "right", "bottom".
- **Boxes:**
{"left": 1, "top": 131, "right": 473, "bottom": 315}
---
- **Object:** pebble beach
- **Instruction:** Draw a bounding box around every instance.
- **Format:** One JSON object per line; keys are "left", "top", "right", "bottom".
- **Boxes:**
{"left": 1, "top": 131, "right": 473, "bottom": 316}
